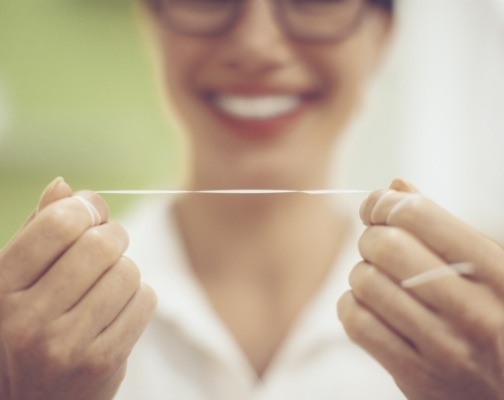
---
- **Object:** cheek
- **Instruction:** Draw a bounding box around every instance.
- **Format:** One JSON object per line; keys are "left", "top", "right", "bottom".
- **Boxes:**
{"left": 307, "top": 56, "right": 364, "bottom": 138}
{"left": 160, "top": 40, "right": 193, "bottom": 95}
{"left": 319, "top": 39, "right": 381, "bottom": 120}
{"left": 158, "top": 34, "right": 211, "bottom": 101}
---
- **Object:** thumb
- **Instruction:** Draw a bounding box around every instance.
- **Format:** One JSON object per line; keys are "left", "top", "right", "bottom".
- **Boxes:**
{"left": 1, "top": 178, "right": 74, "bottom": 252}
{"left": 36, "top": 177, "right": 73, "bottom": 213}
{"left": 23, "top": 177, "right": 73, "bottom": 228}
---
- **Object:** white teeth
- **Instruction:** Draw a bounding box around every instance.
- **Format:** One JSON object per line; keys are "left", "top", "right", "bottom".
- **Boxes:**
{"left": 214, "top": 95, "right": 302, "bottom": 120}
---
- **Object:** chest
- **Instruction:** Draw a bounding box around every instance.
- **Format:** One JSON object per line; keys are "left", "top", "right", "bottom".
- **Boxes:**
{"left": 119, "top": 318, "right": 408, "bottom": 400}
{"left": 202, "top": 281, "right": 305, "bottom": 377}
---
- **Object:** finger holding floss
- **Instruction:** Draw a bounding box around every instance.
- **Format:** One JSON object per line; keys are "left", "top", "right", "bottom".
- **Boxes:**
{"left": 73, "top": 195, "right": 103, "bottom": 227}
{"left": 339, "top": 179, "right": 504, "bottom": 400}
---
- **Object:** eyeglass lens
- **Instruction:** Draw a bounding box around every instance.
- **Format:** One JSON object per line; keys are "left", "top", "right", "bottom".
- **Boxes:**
{"left": 156, "top": 0, "right": 366, "bottom": 42}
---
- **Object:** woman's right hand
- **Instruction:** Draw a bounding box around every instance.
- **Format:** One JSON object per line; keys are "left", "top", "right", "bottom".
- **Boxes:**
{"left": 0, "top": 178, "right": 157, "bottom": 400}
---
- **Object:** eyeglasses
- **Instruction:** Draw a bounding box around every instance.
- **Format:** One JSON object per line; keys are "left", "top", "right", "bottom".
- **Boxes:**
{"left": 146, "top": 0, "right": 370, "bottom": 43}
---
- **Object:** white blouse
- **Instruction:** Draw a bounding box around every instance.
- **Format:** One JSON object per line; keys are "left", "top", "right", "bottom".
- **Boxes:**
{"left": 114, "top": 198, "right": 406, "bottom": 400}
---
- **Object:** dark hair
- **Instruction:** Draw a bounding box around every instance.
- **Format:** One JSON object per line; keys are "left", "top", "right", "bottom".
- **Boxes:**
{"left": 368, "top": 0, "right": 393, "bottom": 12}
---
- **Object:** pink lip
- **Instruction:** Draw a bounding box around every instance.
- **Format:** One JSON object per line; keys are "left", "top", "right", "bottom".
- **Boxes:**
{"left": 202, "top": 84, "right": 319, "bottom": 97}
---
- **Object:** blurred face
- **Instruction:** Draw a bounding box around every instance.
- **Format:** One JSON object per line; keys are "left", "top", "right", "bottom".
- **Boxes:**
{"left": 146, "top": 0, "right": 392, "bottom": 189}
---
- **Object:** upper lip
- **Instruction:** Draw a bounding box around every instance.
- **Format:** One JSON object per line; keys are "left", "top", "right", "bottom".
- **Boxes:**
{"left": 201, "top": 84, "right": 322, "bottom": 100}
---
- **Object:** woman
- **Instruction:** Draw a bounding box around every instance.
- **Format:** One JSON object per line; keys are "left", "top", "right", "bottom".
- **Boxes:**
{"left": 0, "top": 0, "right": 503, "bottom": 399}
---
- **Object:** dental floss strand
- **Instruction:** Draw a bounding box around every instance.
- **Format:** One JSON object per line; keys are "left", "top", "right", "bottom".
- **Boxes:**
{"left": 96, "top": 189, "right": 371, "bottom": 195}
{"left": 95, "top": 189, "right": 476, "bottom": 285}
{"left": 401, "top": 262, "right": 475, "bottom": 289}
{"left": 73, "top": 195, "right": 102, "bottom": 226}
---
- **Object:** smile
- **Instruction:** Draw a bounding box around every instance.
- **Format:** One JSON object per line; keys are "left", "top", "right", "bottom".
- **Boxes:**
{"left": 212, "top": 94, "right": 303, "bottom": 120}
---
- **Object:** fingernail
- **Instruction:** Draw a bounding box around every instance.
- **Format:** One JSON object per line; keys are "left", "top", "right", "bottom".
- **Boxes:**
{"left": 72, "top": 190, "right": 109, "bottom": 226}
{"left": 37, "top": 177, "right": 65, "bottom": 214}
{"left": 390, "top": 178, "right": 420, "bottom": 194}
{"left": 41, "top": 177, "right": 64, "bottom": 199}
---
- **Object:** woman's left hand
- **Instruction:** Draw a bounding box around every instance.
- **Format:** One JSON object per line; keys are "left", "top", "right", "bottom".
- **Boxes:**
{"left": 337, "top": 179, "right": 504, "bottom": 400}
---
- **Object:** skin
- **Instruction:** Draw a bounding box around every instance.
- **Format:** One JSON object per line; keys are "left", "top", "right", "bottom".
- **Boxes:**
{"left": 8, "top": 1, "right": 503, "bottom": 399}
{"left": 143, "top": 0, "right": 393, "bottom": 377}
{"left": 338, "top": 179, "right": 504, "bottom": 399}
{"left": 0, "top": 177, "right": 157, "bottom": 400}
{"left": 0, "top": 0, "right": 394, "bottom": 395}
{"left": 146, "top": 1, "right": 392, "bottom": 190}
{"left": 0, "top": 1, "right": 391, "bottom": 395}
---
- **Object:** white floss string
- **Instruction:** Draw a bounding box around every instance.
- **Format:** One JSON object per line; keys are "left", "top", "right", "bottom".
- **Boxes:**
{"left": 74, "top": 195, "right": 102, "bottom": 226}
{"left": 401, "top": 262, "right": 475, "bottom": 289}
{"left": 95, "top": 189, "right": 475, "bottom": 289}
{"left": 96, "top": 189, "right": 371, "bottom": 195}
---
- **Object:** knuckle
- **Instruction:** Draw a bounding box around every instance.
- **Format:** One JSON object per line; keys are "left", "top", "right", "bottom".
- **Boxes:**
{"left": 342, "top": 307, "right": 373, "bottom": 343}
{"left": 113, "top": 258, "right": 141, "bottom": 288}
{"left": 406, "top": 366, "right": 433, "bottom": 390}
{"left": 40, "top": 338, "right": 74, "bottom": 372}
{"left": 81, "top": 223, "right": 128, "bottom": 260}
{"left": 421, "top": 323, "right": 474, "bottom": 376}
{"left": 0, "top": 307, "right": 45, "bottom": 352}
{"left": 387, "top": 194, "right": 426, "bottom": 227}
{"left": 351, "top": 267, "right": 401, "bottom": 315}
{"left": 41, "top": 206, "right": 80, "bottom": 242}
{"left": 368, "top": 227, "right": 404, "bottom": 264}
{"left": 1, "top": 322, "right": 35, "bottom": 353}
{"left": 480, "top": 315, "right": 504, "bottom": 340}
{"left": 435, "top": 340, "right": 474, "bottom": 377}
{"left": 81, "top": 349, "right": 122, "bottom": 380}
{"left": 468, "top": 306, "right": 504, "bottom": 346}
{"left": 351, "top": 265, "right": 379, "bottom": 298}
{"left": 369, "top": 190, "right": 397, "bottom": 224}
{"left": 361, "top": 190, "right": 388, "bottom": 224}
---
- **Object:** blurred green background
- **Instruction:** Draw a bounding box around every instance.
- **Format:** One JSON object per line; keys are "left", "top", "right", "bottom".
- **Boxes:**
{"left": 0, "top": 1, "right": 182, "bottom": 247}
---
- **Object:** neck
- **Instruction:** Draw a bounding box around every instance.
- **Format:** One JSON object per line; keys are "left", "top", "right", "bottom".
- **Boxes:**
{"left": 174, "top": 187, "right": 351, "bottom": 287}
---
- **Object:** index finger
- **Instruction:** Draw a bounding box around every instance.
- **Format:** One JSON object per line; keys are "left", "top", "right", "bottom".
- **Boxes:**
{"left": 361, "top": 189, "right": 504, "bottom": 296}
{"left": 0, "top": 191, "right": 109, "bottom": 292}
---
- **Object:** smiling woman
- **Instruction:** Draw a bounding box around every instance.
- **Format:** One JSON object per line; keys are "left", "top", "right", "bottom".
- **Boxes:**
{"left": 2, "top": 1, "right": 504, "bottom": 400}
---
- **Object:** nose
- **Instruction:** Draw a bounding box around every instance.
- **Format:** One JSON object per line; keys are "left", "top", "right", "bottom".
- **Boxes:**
{"left": 220, "top": 0, "right": 293, "bottom": 76}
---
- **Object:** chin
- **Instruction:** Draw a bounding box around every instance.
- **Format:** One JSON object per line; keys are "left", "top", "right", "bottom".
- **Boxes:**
{"left": 218, "top": 153, "right": 325, "bottom": 190}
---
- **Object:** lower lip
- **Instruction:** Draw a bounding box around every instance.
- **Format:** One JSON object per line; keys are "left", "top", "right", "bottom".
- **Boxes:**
{"left": 206, "top": 98, "right": 312, "bottom": 138}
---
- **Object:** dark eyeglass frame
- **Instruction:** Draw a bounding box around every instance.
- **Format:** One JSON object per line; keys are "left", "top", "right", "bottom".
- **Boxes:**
{"left": 144, "top": 0, "right": 375, "bottom": 44}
